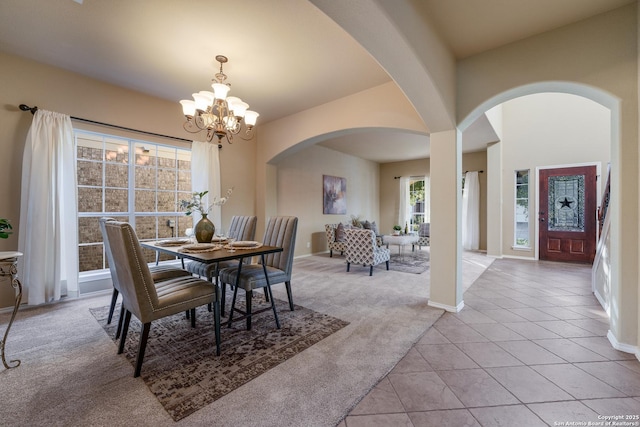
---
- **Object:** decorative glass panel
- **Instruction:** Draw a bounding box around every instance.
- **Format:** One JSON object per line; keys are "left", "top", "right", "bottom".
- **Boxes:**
{"left": 548, "top": 174, "right": 585, "bottom": 232}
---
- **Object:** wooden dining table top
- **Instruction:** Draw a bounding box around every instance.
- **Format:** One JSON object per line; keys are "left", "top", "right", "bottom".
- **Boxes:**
{"left": 140, "top": 240, "right": 283, "bottom": 264}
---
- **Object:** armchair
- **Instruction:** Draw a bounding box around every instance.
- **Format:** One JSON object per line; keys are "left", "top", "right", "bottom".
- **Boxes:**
{"left": 345, "top": 228, "right": 390, "bottom": 276}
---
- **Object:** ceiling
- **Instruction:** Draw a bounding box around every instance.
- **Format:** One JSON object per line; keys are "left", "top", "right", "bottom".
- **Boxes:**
{"left": 0, "top": 0, "right": 633, "bottom": 162}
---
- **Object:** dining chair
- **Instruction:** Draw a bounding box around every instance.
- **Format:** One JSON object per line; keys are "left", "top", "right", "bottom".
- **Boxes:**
{"left": 104, "top": 220, "right": 221, "bottom": 377}
{"left": 345, "top": 228, "right": 390, "bottom": 276}
{"left": 219, "top": 216, "right": 298, "bottom": 330}
{"left": 99, "top": 217, "right": 192, "bottom": 337}
{"left": 185, "top": 215, "right": 257, "bottom": 316}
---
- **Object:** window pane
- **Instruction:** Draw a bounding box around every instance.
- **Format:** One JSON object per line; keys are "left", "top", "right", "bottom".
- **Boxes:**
{"left": 79, "top": 244, "right": 104, "bottom": 272}
{"left": 135, "top": 166, "right": 156, "bottom": 189}
{"left": 135, "top": 189, "right": 155, "bottom": 212}
{"left": 514, "top": 170, "right": 529, "bottom": 247}
{"left": 77, "top": 160, "right": 102, "bottom": 186}
{"left": 105, "top": 163, "right": 128, "bottom": 188}
{"left": 178, "top": 170, "right": 191, "bottom": 191}
{"left": 135, "top": 144, "right": 155, "bottom": 167}
{"left": 78, "top": 217, "right": 102, "bottom": 244}
{"left": 105, "top": 139, "right": 129, "bottom": 164}
{"left": 158, "top": 169, "right": 176, "bottom": 191}
{"left": 78, "top": 187, "right": 103, "bottom": 212}
{"left": 105, "top": 189, "right": 128, "bottom": 212}
{"left": 157, "top": 191, "right": 177, "bottom": 212}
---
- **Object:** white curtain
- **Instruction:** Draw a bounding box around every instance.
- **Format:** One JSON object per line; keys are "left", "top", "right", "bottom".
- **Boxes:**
{"left": 423, "top": 175, "right": 431, "bottom": 223}
{"left": 462, "top": 171, "right": 480, "bottom": 250}
{"left": 18, "top": 110, "right": 78, "bottom": 305}
{"left": 398, "top": 176, "right": 411, "bottom": 229}
{"left": 190, "top": 141, "right": 222, "bottom": 230}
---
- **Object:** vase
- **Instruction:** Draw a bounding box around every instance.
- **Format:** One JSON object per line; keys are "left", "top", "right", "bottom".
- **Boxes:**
{"left": 194, "top": 214, "right": 215, "bottom": 243}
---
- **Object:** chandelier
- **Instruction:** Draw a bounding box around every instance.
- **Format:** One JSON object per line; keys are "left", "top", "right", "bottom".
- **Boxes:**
{"left": 180, "top": 55, "right": 259, "bottom": 145}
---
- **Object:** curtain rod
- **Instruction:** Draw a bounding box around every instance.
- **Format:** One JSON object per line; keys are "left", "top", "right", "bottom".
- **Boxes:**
{"left": 19, "top": 104, "right": 193, "bottom": 144}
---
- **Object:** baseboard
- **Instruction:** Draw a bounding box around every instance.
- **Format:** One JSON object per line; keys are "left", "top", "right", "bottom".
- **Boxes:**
{"left": 428, "top": 299, "right": 464, "bottom": 313}
{"left": 607, "top": 330, "right": 639, "bottom": 357}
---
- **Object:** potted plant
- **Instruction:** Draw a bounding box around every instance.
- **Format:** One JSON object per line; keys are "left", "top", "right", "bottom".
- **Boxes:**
{"left": 0, "top": 218, "right": 12, "bottom": 239}
{"left": 392, "top": 225, "right": 402, "bottom": 236}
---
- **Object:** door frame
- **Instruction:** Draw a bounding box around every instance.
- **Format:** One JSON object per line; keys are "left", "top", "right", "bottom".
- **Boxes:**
{"left": 534, "top": 161, "right": 602, "bottom": 260}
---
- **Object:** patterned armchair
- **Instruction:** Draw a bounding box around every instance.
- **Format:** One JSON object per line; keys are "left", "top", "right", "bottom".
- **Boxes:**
{"left": 345, "top": 228, "right": 390, "bottom": 276}
{"left": 325, "top": 223, "right": 347, "bottom": 257}
{"left": 413, "top": 222, "right": 430, "bottom": 250}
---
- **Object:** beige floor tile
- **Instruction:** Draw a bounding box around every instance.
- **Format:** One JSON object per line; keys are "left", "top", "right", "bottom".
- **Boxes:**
{"left": 581, "top": 397, "right": 640, "bottom": 416}
{"left": 486, "top": 365, "right": 573, "bottom": 403}
{"left": 495, "top": 340, "right": 566, "bottom": 365}
{"left": 536, "top": 305, "right": 589, "bottom": 320}
{"left": 576, "top": 361, "right": 640, "bottom": 396}
{"left": 452, "top": 308, "right": 497, "bottom": 324}
{"left": 416, "top": 327, "right": 450, "bottom": 345}
{"left": 387, "top": 371, "right": 464, "bottom": 412}
{"left": 390, "top": 348, "right": 433, "bottom": 374}
{"left": 566, "top": 319, "right": 610, "bottom": 336}
{"left": 510, "top": 296, "right": 557, "bottom": 307}
{"left": 616, "top": 360, "right": 640, "bottom": 375}
{"left": 508, "top": 307, "right": 559, "bottom": 321}
{"left": 485, "top": 297, "right": 529, "bottom": 309}
{"left": 502, "top": 322, "right": 562, "bottom": 340}
{"left": 531, "top": 364, "right": 626, "bottom": 399}
{"left": 415, "top": 344, "right": 479, "bottom": 371}
{"left": 478, "top": 309, "right": 528, "bottom": 323}
{"left": 437, "top": 368, "right": 519, "bottom": 407}
{"left": 566, "top": 305, "right": 610, "bottom": 319}
{"left": 455, "top": 342, "right": 523, "bottom": 368}
{"left": 533, "top": 338, "right": 608, "bottom": 362}
{"left": 433, "top": 323, "right": 489, "bottom": 343}
{"left": 350, "top": 377, "right": 405, "bottom": 415}
{"left": 534, "top": 320, "right": 596, "bottom": 338}
{"left": 528, "top": 401, "right": 600, "bottom": 425}
{"left": 344, "top": 413, "right": 414, "bottom": 427}
{"left": 571, "top": 337, "right": 637, "bottom": 360}
{"left": 469, "top": 322, "right": 526, "bottom": 342}
{"left": 469, "top": 405, "right": 547, "bottom": 427}
{"left": 408, "top": 409, "right": 480, "bottom": 427}
{"left": 462, "top": 297, "right": 501, "bottom": 311}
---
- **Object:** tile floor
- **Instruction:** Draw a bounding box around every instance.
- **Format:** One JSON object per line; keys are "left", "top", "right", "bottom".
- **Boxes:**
{"left": 339, "top": 258, "right": 640, "bottom": 427}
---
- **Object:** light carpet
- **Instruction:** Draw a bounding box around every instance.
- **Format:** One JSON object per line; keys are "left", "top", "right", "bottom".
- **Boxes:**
{"left": 90, "top": 298, "right": 349, "bottom": 421}
{"left": 0, "top": 252, "right": 496, "bottom": 426}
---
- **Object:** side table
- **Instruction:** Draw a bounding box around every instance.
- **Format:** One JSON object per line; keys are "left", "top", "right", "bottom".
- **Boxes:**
{"left": 382, "top": 234, "right": 419, "bottom": 260}
{"left": 0, "top": 251, "right": 22, "bottom": 369}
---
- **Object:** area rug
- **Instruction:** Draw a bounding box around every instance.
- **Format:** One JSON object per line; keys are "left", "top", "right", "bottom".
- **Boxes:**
{"left": 90, "top": 296, "right": 349, "bottom": 422}
{"left": 384, "top": 248, "right": 430, "bottom": 274}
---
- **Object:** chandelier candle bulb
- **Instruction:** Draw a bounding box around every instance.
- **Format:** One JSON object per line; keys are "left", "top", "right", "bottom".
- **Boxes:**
{"left": 180, "top": 55, "right": 258, "bottom": 145}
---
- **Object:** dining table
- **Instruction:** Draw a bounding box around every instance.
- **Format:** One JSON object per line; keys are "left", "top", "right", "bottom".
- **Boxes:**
{"left": 140, "top": 239, "right": 284, "bottom": 328}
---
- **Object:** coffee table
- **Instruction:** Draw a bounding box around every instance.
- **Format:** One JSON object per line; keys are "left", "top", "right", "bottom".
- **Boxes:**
{"left": 382, "top": 234, "right": 419, "bottom": 260}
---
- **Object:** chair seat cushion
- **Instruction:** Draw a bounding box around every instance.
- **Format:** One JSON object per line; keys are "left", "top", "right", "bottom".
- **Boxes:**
{"left": 149, "top": 265, "right": 192, "bottom": 281}
{"left": 186, "top": 259, "right": 248, "bottom": 280}
{"left": 219, "top": 264, "right": 289, "bottom": 291}
{"left": 146, "top": 276, "right": 217, "bottom": 321}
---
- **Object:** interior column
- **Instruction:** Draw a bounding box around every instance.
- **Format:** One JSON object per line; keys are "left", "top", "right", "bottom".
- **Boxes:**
{"left": 486, "top": 141, "right": 502, "bottom": 257}
{"left": 428, "top": 129, "right": 463, "bottom": 312}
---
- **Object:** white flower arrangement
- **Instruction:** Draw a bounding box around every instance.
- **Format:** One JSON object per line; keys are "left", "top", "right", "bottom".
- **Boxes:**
{"left": 179, "top": 188, "right": 233, "bottom": 216}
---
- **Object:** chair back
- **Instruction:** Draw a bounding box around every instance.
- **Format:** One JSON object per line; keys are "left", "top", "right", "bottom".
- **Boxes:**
{"left": 345, "top": 228, "right": 376, "bottom": 264}
{"left": 262, "top": 216, "right": 298, "bottom": 276}
{"left": 419, "top": 222, "right": 430, "bottom": 237}
{"left": 227, "top": 215, "right": 257, "bottom": 241}
{"left": 99, "top": 217, "right": 120, "bottom": 291}
{"left": 104, "top": 221, "right": 159, "bottom": 323}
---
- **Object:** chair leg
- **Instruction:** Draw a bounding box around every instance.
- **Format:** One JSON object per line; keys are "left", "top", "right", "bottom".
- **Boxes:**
{"left": 107, "top": 289, "right": 119, "bottom": 325}
{"left": 115, "top": 305, "right": 125, "bottom": 340}
{"left": 118, "top": 310, "right": 132, "bottom": 354}
{"left": 185, "top": 310, "right": 190, "bottom": 320}
{"left": 221, "top": 282, "right": 226, "bottom": 317}
{"left": 285, "top": 281, "right": 294, "bottom": 311}
{"left": 190, "top": 308, "right": 196, "bottom": 328}
{"left": 213, "top": 298, "right": 221, "bottom": 356}
{"left": 134, "top": 322, "right": 151, "bottom": 378}
{"left": 264, "top": 288, "right": 269, "bottom": 302}
{"left": 228, "top": 284, "right": 239, "bottom": 328}
{"left": 330, "top": 249, "right": 333, "bottom": 257}
{"left": 246, "top": 289, "right": 253, "bottom": 331}
{"left": 386, "top": 260, "right": 389, "bottom": 270}
{"left": 369, "top": 265, "right": 374, "bottom": 276}
{"left": 347, "top": 262, "right": 350, "bottom": 272}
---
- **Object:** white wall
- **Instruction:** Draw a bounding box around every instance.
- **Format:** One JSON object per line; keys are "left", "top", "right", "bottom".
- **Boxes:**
{"left": 499, "top": 93, "right": 611, "bottom": 258}
{"left": 275, "top": 144, "right": 379, "bottom": 256}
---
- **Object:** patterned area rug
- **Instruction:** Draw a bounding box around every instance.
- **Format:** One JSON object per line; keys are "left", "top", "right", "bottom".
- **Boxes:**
{"left": 90, "top": 296, "right": 349, "bottom": 422}
{"left": 384, "top": 248, "right": 430, "bottom": 274}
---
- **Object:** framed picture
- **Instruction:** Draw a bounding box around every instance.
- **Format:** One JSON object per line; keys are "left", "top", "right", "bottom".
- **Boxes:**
{"left": 323, "top": 175, "right": 347, "bottom": 214}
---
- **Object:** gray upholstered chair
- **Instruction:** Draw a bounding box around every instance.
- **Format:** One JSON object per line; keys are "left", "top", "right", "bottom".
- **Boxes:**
{"left": 219, "top": 216, "right": 298, "bottom": 330}
{"left": 345, "top": 228, "right": 390, "bottom": 276}
{"left": 185, "top": 215, "right": 257, "bottom": 316}
{"left": 99, "top": 217, "right": 192, "bottom": 336}
{"left": 104, "top": 220, "right": 220, "bottom": 377}
{"left": 413, "top": 222, "right": 430, "bottom": 250}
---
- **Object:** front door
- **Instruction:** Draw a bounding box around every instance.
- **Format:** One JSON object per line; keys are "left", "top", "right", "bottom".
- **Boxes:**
{"left": 539, "top": 165, "right": 597, "bottom": 263}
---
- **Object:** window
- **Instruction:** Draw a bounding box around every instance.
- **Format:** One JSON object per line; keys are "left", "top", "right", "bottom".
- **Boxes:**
{"left": 514, "top": 170, "right": 529, "bottom": 247}
{"left": 409, "top": 177, "right": 429, "bottom": 232}
{"left": 76, "top": 130, "right": 192, "bottom": 274}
